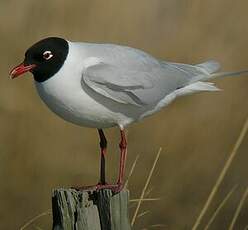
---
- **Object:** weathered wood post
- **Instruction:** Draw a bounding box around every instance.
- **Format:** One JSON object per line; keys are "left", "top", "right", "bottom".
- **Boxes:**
{"left": 52, "top": 188, "right": 131, "bottom": 230}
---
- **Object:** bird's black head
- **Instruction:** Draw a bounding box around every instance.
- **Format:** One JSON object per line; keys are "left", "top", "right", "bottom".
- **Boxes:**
{"left": 10, "top": 37, "right": 69, "bottom": 82}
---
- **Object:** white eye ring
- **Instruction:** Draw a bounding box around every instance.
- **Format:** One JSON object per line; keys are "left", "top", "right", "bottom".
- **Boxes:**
{"left": 43, "top": 51, "right": 53, "bottom": 60}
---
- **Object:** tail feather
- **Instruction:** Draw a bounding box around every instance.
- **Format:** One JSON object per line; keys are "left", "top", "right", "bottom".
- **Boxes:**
{"left": 184, "top": 68, "right": 248, "bottom": 97}
{"left": 176, "top": 81, "right": 220, "bottom": 97}
{"left": 189, "top": 68, "right": 248, "bottom": 83}
{"left": 196, "top": 60, "right": 248, "bottom": 81}
{"left": 211, "top": 70, "right": 248, "bottom": 79}
{"left": 196, "top": 60, "right": 221, "bottom": 74}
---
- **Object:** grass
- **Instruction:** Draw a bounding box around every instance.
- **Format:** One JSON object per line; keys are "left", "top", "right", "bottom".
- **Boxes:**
{"left": 192, "top": 116, "right": 248, "bottom": 230}
{"left": 204, "top": 184, "right": 238, "bottom": 230}
{"left": 228, "top": 187, "right": 248, "bottom": 230}
{"left": 19, "top": 210, "right": 51, "bottom": 230}
{"left": 131, "top": 147, "right": 162, "bottom": 227}
{"left": 124, "top": 154, "right": 140, "bottom": 189}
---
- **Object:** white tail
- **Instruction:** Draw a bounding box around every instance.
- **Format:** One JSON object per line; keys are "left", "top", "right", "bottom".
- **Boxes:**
{"left": 176, "top": 81, "right": 220, "bottom": 97}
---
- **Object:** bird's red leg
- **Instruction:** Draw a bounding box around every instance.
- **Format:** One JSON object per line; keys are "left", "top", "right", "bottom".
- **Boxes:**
{"left": 116, "top": 129, "right": 127, "bottom": 188}
{"left": 97, "top": 128, "right": 127, "bottom": 192}
{"left": 73, "top": 128, "right": 127, "bottom": 193}
{"left": 98, "top": 129, "right": 107, "bottom": 185}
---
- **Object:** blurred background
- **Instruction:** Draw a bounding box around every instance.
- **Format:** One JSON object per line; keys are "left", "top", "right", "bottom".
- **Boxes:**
{"left": 1, "top": 0, "right": 248, "bottom": 229}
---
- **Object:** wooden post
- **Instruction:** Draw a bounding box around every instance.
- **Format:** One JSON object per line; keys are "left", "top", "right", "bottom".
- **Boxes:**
{"left": 52, "top": 188, "right": 131, "bottom": 230}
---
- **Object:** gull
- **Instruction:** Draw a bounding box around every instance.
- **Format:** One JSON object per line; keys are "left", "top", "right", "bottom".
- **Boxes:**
{"left": 10, "top": 37, "right": 247, "bottom": 192}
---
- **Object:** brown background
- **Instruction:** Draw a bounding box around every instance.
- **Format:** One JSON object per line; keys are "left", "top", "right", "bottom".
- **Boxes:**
{"left": 0, "top": 0, "right": 248, "bottom": 229}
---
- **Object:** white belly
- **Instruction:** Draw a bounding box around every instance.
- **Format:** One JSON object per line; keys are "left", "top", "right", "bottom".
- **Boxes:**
{"left": 34, "top": 74, "right": 137, "bottom": 129}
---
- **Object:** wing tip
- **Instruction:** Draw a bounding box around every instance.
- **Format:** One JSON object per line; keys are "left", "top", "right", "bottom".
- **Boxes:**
{"left": 196, "top": 60, "right": 221, "bottom": 74}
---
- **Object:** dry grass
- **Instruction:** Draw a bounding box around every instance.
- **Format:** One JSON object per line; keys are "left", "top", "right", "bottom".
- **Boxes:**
{"left": 131, "top": 148, "right": 162, "bottom": 227}
{"left": 124, "top": 154, "right": 140, "bottom": 189}
{"left": 19, "top": 210, "right": 51, "bottom": 230}
{"left": 192, "top": 116, "right": 248, "bottom": 230}
{"left": 130, "top": 198, "right": 161, "bottom": 202}
{"left": 204, "top": 184, "right": 238, "bottom": 230}
{"left": 141, "top": 224, "right": 167, "bottom": 229}
{"left": 228, "top": 187, "right": 248, "bottom": 230}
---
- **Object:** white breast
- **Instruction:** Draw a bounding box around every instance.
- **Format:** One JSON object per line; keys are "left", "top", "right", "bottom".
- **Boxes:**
{"left": 34, "top": 42, "right": 135, "bottom": 128}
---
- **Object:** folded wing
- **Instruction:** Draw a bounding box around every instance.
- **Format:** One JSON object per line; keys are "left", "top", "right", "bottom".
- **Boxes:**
{"left": 82, "top": 61, "right": 167, "bottom": 106}
{"left": 81, "top": 45, "right": 221, "bottom": 107}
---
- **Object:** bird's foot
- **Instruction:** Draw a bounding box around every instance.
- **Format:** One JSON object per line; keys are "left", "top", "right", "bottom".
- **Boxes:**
{"left": 95, "top": 183, "right": 124, "bottom": 193}
{"left": 71, "top": 182, "right": 123, "bottom": 193}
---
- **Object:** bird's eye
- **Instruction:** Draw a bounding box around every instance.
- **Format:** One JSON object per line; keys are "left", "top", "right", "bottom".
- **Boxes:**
{"left": 43, "top": 51, "right": 53, "bottom": 60}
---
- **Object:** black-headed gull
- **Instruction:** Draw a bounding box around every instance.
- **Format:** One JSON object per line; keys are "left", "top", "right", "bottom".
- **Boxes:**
{"left": 10, "top": 37, "right": 247, "bottom": 192}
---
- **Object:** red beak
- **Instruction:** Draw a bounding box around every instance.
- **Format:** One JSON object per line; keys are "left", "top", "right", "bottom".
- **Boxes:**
{"left": 9, "top": 63, "right": 36, "bottom": 79}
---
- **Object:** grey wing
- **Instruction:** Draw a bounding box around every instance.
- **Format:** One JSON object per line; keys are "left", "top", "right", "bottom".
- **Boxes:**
{"left": 82, "top": 62, "right": 161, "bottom": 106}
{"left": 81, "top": 44, "right": 220, "bottom": 106}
